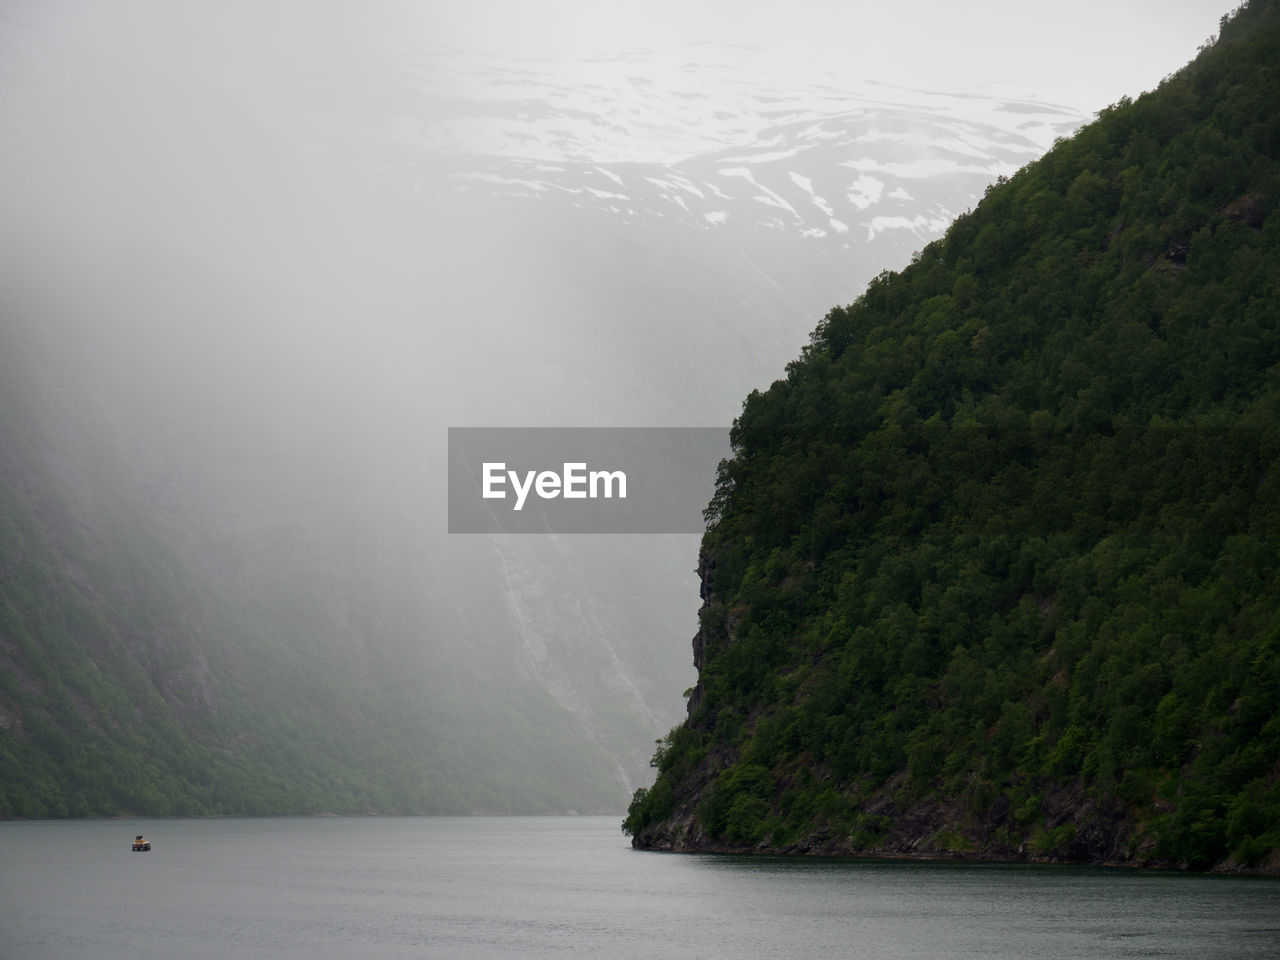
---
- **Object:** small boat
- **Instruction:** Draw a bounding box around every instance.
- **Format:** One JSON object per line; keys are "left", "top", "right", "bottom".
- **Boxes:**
{"left": 131, "top": 835, "right": 151, "bottom": 852}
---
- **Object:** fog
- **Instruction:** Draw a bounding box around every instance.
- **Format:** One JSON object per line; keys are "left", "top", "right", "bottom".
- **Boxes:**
{"left": 0, "top": 0, "right": 1234, "bottom": 810}
{"left": 416, "top": 0, "right": 1224, "bottom": 111}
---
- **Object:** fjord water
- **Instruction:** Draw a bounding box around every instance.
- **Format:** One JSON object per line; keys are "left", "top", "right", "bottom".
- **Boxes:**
{"left": 1, "top": 817, "right": 1276, "bottom": 959}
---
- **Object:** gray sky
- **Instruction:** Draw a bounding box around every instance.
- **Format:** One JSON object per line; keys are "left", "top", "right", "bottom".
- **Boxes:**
{"left": 10, "top": 0, "right": 1234, "bottom": 115}
{"left": 424, "top": 0, "right": 1231, "bottom": 112}
{"left": 2, "top": 0, "right": 1228, "bottom": 119}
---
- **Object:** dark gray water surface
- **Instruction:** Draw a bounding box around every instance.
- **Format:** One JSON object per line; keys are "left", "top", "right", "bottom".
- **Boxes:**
{"left": 1, "top": 817, "right": 1276, "bottom": 959}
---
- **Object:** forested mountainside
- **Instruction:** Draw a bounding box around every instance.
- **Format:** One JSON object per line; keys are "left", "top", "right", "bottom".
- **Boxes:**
{"left": 0, "top": 307, "right": 629, "bottom": 818}
{"left": 627, "top": 0, "right": 1280, "bottom": 872}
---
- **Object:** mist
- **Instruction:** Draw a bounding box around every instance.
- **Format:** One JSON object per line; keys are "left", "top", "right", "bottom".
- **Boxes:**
{"left": 0, "top": 0, "right": 1232, "bottom": 812}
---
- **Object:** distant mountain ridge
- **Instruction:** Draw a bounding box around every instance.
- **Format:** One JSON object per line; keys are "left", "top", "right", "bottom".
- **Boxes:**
{"left": 394, "top": 45, "right": 1082, "bottom": 254}
{"left": 402, "top": 44, "right": 1076, "bottom": 163}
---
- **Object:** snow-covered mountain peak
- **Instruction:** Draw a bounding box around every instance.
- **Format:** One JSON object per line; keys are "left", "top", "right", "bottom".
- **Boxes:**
{"left": 388, "top": 42, "right": 1083, "bottom": 166}
{"left": 358, "top": 44, "right": 1085, "bottom": 257}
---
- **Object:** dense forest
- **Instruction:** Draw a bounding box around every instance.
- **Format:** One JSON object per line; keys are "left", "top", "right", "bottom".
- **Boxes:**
{"left": 626, "top": 0, "right": 1280, "bottom": 871}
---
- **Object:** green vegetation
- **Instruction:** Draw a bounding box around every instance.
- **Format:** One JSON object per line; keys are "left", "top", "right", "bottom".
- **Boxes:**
{"left": 0, "top": 321, "right": 625, "bottom": 819}
{"left": 0, "top": 451, "right": 622, "bottom": 816}
{"left": 627, "top": 0, "right": 1280, "bottom": 871}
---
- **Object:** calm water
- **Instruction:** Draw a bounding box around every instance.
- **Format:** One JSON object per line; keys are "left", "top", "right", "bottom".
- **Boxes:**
{"left": 1, "top": 817, "right": 1277, "bottom": 959}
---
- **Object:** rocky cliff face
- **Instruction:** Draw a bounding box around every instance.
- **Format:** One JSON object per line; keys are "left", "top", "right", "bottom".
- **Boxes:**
{"left": 633, "top": 550, "right": 1274, "bottom": 874}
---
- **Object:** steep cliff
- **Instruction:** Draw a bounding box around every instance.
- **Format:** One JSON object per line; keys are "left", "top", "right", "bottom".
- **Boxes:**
{"left": 627, "top": 0, "right": 1280, "bottom": 872}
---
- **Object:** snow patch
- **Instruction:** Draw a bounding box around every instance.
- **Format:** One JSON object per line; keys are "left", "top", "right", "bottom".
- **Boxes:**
{"left": 720, "top": 167, "right": 797, "bottom": 216}
{"left": 716, "top": 147, "right": 802, "bottom": 164}
{"left": 847, "top": 175, "right": 885, "bottom": 210}
{"left": 667, "top": 174, "right": 706, "bottom": 198}
{"left": 864, "top": 213, "right": 951, "bottom": 240}
{"left": 842, "top": 156, "right": 1013, "bottom": 178}
{"left": 452, "top": 171, "right": 548, "bottom": 191}
{"left": 788, "top": 171, "right": 836, "bottom": 217}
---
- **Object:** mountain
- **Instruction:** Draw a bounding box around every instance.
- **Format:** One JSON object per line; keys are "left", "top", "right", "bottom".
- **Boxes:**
{"left": 0, "top": 12, "right": 1085, "bottom": 817}
{"left": 404, "top": 44, "right": 1077, "bottom": 248}
{"left": 625, "top": 0, "right": 1280, "bottom": 872}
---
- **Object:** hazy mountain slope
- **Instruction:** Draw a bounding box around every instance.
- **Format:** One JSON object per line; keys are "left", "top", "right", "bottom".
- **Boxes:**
{"left": 0, "top": 303, "right": 628, "bottom": 816}
{"left": 0, "top": 13, "right": 1085, "bottom": 816}
{"left": 626, "top": 0, "right": 1280, "bottom": 871}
